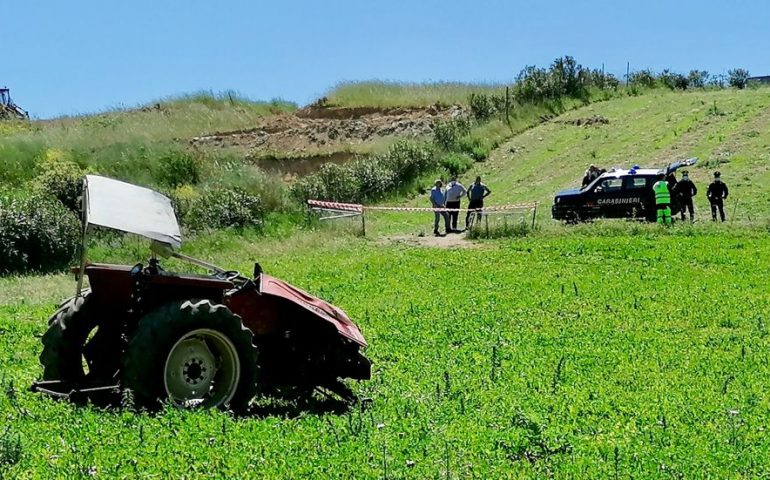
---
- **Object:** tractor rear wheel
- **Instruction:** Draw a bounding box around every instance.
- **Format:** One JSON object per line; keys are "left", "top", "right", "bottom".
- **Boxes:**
{"left": 121, "top": 299, "right": 258, "bottom": 412}
{"left": 40, "top": 291, "right": 119, "bottom": 383}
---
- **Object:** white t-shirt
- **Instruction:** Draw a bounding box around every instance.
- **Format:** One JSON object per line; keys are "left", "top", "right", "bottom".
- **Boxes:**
{"left": 445, "top": 181, "right": 467, "bottom": 202}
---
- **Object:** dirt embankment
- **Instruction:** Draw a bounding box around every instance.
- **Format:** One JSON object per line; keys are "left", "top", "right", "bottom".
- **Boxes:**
{"left": 190, "top": 104, "right": 462, "bottom": 157}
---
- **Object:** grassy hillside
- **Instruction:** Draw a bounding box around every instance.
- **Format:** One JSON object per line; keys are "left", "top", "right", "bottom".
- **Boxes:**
{"left": 385, "top": 87, "right": 770, "bottom": 224}
{"left": 324, "top": 81, "right": 507, "bottom": 108}
{"left": 0, "top": 92, "right": 295, "bottom": 188}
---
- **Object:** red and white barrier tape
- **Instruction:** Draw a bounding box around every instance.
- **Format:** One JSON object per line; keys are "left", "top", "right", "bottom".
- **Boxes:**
{"left": 307, "top": 199, "right": 537, "bottom": 213}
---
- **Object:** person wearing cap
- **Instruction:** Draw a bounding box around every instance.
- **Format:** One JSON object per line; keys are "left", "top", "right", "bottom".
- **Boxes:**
{"left": 429, "top": 179, "right": 450, "bottom": 236}
{"left": 706, "top": 171, "right": 729, "bottom": 221}
{"left": 582, "top": 164, "right": 600, "bottom": 188}
{"left": 673, "top": 170, "right": 698, "bottom": 221}
{"left": 652, "top": 177, "right": 672, "bottom": 225}
{"left": 465, "top": 176, "right": 491, "bottom": 228}
{"left": 444, "top": 175, "right": 467, "bottom": 232}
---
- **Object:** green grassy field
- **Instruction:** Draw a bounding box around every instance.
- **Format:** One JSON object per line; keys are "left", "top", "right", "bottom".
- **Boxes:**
{"left": 2, "top": 82, "right": 770, "bottom": 477}
{"left": 2, "top": 225, "right": 770, "bottom": 478}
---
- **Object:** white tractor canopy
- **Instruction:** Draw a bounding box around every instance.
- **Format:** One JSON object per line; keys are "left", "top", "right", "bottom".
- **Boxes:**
{"left": 83, "top": 175, "right": 182, "bottom": 249}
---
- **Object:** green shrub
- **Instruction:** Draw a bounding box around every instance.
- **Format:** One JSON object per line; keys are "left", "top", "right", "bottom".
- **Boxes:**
{"left": 0, "top": 195, "right": 80, "bottom": 274}
{"left": 658, "top": 69, "right": 689, "bottom": 90}
{"left": 433, "top": 118, "right": 471, "bottom": 150}
{"left": 439, "top": 153, "right": 474, "bottom": 176}
{"left": 728, "top": 68, "right": 750, "bottom": 89}
{"left": 33, "top": 149, "right": 86, "bottom": 212}
{"left": 629, "top": 69, "right": 657, "bottom": 88}
{"left": 291, "top": 140, "right": 436, "bottom": 203}
{"left": 156, "top": 149, "right": 202, "bottom": 188}
{"left": 469, "top": 93, "right": 495, "bottom": 121}
{"left": 349, "top": 157, "right": 396, "bottom": 200}
{"left": 470, "top": 145, "right": 489, "bottom": 162}
{"left": 688, "top": 70, "right": 709, "bottom": 88}
{"left": 316, "top": 163, "right": 361, "bottom": 202}
{"left": 380, "top": 140, "right": 436, "bottom": 183}
{"left": 184, "top": 187, "right": 263, "bottom": 231}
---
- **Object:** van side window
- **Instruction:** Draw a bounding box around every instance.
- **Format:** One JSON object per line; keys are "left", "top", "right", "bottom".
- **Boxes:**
{"left": 596, "top": 178, "right": 622, "bottom": 192}
{"left": 623, "top": 177, "right": 648, "bottom": 189}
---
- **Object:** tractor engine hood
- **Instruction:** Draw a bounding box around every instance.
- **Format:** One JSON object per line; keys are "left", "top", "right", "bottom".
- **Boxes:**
{"left": 259, "top": 274, "right": 367, "bottom": 347}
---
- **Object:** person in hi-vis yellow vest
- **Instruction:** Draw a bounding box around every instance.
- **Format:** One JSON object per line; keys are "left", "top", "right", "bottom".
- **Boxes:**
{"left": 652, "top": 178, "right": 672, "bottom": 225}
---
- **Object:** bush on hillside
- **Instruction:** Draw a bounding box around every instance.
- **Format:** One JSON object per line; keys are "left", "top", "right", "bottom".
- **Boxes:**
{"left": 658, "top": 69, "right": 689, "bottom": 90}
{"left": 433, "top": 118, "right": 471, "bottom": 150}
{"left": 469, "top": 93, "right": 496, "bottom": 121}
{"left": 33, "top": 149, "right": 86, "bottom": 212}
{"left": 728, "top": 68, "right": 750, "bottom": 89}
{"left": 688, "top": 70, "right": 709, "bottom": 88}
{"left": 184, "top": 187, "right": 263, "bottom": 231}
{"left": 0, "top": 195, "right": 80, "bottom": 274}
{"left": 291, "top": 140, "right": 436, "bottom": 203}
{"left": 439, "top": 153, "right": 474, "bottom": 176}
{"left": 629, "top": 70, "right": 657, "bottom": 88}
{"left": 156, "top": 149, "right": 202, "bottom": 188}
{"left": 349, "top": 157, "right": 396, "bottom": 199}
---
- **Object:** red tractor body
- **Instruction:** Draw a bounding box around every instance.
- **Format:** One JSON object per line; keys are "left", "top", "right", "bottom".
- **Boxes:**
{"left": 34, "top": 176, "right": 370, "bottom": 410}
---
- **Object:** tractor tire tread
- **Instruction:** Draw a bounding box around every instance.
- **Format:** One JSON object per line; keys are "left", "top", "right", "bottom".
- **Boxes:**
{"left": 121, "top": 299, "right": 258, "bottom": 413}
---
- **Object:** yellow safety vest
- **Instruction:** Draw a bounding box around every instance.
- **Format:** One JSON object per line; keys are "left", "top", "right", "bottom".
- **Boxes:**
{"left": 653, "top": 180, "right": 670, "bottom": 204}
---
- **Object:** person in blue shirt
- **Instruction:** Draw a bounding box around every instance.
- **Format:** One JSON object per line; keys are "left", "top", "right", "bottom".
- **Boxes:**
{"left": 429, "top": 179, "right": 450, "bottom": 236}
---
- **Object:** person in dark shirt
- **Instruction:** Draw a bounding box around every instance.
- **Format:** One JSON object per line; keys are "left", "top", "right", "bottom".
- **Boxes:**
{"left": 706, "top": 171, "right": 729, "bottom": 221}
{"left": 465, "top": 176, "right": 491, "bottom": 228}
{"left": 666, "top": 173, "right": 679, "bottom": 216}
{"left": 673, "top": 170, "right": 698, "bottom": 221}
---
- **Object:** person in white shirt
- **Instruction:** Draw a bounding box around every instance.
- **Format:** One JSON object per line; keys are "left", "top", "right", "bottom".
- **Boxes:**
{"left": 429, "top": 179, "right": 450, "bottom": 236}
{"left": 444, "top": 175, "right": 467, "bottom": 232}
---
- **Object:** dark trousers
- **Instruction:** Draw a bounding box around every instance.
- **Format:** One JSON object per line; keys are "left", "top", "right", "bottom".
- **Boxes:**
{"left": 680, "top": 197, "right": 694, "bottom": 220}
{"left": 446, "top": 201, "right": 461, "bottom": 230}
{"left": 710, "top": 199, "right": 725, "bottom": 221}
{"left": 466, "top": 199, "right": 483, "bottom": 227}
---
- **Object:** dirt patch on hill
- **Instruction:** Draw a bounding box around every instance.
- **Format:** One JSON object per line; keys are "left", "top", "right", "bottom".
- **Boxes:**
{"left": 556, "top": 115, "right": 609, "bottom": 127}
{"left": 380, "top": 232, "right": 480, "bottom": 249}
{"left": 190, "top": 104, "right": 463, "bottom": 158}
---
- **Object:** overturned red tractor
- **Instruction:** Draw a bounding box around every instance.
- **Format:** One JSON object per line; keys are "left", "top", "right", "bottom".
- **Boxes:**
{"left": 34, "top": 175, "right": 370, "bottom": 411}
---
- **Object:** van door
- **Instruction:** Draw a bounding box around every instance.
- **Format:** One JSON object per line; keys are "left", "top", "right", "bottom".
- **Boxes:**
{"left": 590, "top": 177, "right": 625, "bottom": 217}
{"left": 621, "top": 175, "right": 652, "bottom": 218}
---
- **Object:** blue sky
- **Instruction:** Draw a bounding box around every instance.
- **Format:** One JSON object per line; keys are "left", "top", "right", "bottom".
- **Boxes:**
{"left": 3, "top": 0, "right": 768, "bottom": 118}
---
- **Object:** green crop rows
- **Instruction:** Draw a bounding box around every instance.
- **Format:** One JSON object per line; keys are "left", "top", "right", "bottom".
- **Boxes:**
{"left": 1, "top": 228, "right": 769, "bottom": 478}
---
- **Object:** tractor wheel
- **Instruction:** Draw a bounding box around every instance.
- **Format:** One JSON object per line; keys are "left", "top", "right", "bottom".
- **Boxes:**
{"left": 39, "top": 291, "right": 118, "bottom": 383}
{"left": 121, "top": 299, "right": 258, "bottom": 412}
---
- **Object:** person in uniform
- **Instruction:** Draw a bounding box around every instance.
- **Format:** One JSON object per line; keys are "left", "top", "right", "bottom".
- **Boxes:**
{"left": 652, "top": 177, "right": 672, "bottom": 225}
{"left": 430, "top": 179, "right": 450, "bottom": 236}
{"left": 706, "top": 171, "right": 729, "bottom": 221}
{"left": 444, "top": 175, "right": 467, "bottom": 232}
{"left": 465, "top": 176, "right": 491, "bottom": 228}
{"left": 666, "top": 173, "right": 679, "bottom": 216}
{"left": 673, "top": 170, "right": 697, "bottom": 221}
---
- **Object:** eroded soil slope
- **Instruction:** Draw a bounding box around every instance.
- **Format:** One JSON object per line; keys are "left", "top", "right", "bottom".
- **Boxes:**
{"left": 190, "top": 104, "right": 462, "bottom": 157}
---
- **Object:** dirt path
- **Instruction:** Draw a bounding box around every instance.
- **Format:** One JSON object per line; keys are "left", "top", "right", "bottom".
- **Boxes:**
{"left": 380, "top": 232, "right": 480, "bottom": 249}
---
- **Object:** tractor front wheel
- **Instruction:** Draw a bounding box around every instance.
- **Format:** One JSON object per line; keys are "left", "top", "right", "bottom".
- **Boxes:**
{"left": 121, "top": 299, "right": 258, "bottom": 412}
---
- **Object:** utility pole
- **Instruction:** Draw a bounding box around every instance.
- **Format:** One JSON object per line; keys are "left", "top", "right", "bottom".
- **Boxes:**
{"left": 626, "top": 62, "right": 630, "bottom": 87}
